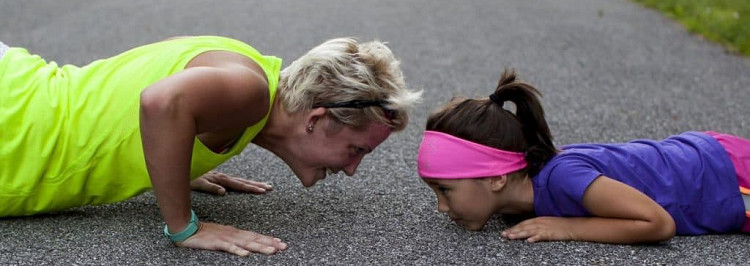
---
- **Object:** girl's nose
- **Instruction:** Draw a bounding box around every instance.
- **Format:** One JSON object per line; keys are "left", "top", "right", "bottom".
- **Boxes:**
{"left": 437, "top": 197, "right": 450, "bottom": 213}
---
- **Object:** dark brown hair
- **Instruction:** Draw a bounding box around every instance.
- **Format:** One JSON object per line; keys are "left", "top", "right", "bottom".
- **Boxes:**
{"left": 425, "top": 69, "right": 556, "bottom": 177}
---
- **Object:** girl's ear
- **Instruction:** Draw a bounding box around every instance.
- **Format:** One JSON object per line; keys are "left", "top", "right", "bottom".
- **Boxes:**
{"left": 487, "top": 175, "right": 508, "bottom": 192}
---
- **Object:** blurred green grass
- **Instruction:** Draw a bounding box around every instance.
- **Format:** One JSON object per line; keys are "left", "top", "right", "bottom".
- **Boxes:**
{"left": 631, "top": 0, "right": 750, "bottom": 56}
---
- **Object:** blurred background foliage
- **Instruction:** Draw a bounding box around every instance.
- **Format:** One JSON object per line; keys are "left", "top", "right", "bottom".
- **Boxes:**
{"left": 632, "top": 0, "right": 750, "bottom": 56}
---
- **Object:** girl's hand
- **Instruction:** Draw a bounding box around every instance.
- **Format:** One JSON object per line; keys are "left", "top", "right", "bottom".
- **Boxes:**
{"left": 502, "top": 176, "right": 675, "bottom": 244}
{"left": 177, "top": 222, "right": 288, "bottom": 256}
{"left": 501, "top": 216, "right": 575, "bottom": 242}
{"left": 191, "top": 171, "right": 273, "bottom": 195}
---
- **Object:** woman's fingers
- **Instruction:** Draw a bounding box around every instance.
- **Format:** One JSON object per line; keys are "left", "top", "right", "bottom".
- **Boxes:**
{"left": 178, "top": 222, "right": 287, "bottom": 256}
{"left": 236, "top": 179, "right": 274, "bottom": 191}
{"left": 225, "top": 243, "right": 251, "bottom": 257}
{"left": 217, "top": 177, "right": 270, "bottom": 193}
{"left": 227, "top": 227, "right": 287, "bottom": 255}
{"left": 238, "top": 238, "right": 278, "bottom": 255}
{"left": 191, "top": 171, "right": 272, "bottom": 195}
{"left": 190, "top": 178, "right": 227, "bottom": 195}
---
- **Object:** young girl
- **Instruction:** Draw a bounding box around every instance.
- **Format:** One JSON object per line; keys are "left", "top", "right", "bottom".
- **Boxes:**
{"left": 417, "top": 69, "right": 750, "bottom": 244}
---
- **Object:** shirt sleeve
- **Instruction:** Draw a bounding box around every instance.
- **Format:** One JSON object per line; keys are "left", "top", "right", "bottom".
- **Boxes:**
{"left": 543, "top": 156, "right": 604, "bottom": 216}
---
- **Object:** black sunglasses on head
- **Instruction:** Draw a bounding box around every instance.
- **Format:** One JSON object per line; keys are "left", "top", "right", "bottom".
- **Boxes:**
{"left": 313, "top": 100, "right": 396, "bottom": 119}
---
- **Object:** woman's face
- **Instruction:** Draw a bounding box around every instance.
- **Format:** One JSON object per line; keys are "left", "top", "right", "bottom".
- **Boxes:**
{"left": 421, "top": 178, "right": 498, "bottom": 230}
{"left": 289, "top": 117, "right": 392, "bottom": 187}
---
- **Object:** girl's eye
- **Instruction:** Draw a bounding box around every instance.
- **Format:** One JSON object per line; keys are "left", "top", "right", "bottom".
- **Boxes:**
{"left": 438, "top": 187, "right": 448, "bottom": 194}
{"left": 352, "top": 147, "right": 366, "bottom": 156}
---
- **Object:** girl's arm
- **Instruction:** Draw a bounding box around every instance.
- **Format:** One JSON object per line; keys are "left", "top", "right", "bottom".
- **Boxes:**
{"left": 502, "top": 175, "right": 676, "bottom": 244}
{"left": 140, "top": 63, "right": 285, "bottom": 256}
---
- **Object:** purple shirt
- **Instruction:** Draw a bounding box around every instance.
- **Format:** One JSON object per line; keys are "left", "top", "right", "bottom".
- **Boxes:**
{"left": 533, "top": 132, "right": 745, "bottom": 235}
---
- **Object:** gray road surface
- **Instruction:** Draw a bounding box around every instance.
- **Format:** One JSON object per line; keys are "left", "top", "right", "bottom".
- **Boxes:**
{"left": 2, "top": 0, "right": 750, "bottom": 265}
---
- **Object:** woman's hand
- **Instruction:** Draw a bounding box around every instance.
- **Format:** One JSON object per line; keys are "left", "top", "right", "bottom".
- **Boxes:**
{"left": 177, "top": 222, "right": 288, "bottom": 256}
{"left": 191, "top": 171, "right": 273, "bottom": 196}
{"left": 501, "top": 216, "right": 575, "bottom": 242}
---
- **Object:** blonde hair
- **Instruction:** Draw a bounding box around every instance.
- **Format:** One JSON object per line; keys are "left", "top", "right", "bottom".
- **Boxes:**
{"left": 278, "top": 37, "right": 422, "bottom": 131}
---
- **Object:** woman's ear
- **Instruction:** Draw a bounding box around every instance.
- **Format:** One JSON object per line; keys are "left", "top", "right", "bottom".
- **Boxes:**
{"left": 305, "top": 107, "right": 326, "bottom": 132}
{"left": 487, "top": 175, "right": 508, "bottom": 192}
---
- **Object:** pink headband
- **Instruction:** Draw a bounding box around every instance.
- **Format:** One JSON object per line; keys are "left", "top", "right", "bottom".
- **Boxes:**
{"left": 417, "top": 130, "right": 527, "bottom": 179}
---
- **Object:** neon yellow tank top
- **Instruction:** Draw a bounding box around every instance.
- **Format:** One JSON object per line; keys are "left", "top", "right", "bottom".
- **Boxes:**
{"left": 0, "top": 36, "right": 281, "bottom": 216}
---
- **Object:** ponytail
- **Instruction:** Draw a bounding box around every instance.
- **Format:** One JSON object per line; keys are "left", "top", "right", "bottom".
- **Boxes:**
{"left": 490, "top": 69, "right": 555, "bottom": 176}
{"left": 425, "top": 69, "right": 556, "bottom": 178}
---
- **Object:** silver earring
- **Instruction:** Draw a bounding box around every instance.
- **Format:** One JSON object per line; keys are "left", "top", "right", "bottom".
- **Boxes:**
{"left": 306, "top": 124, "right": 314, "bottom": 133}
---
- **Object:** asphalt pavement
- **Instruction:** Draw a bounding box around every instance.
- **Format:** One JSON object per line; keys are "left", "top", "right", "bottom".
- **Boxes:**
{"left": 2, "top": 0, "right": 750, "bottom": 265}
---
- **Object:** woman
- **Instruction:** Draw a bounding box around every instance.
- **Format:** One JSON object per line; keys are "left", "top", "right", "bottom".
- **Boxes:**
{"left": 0, "top": 36, "right": 421, "bottom": 256}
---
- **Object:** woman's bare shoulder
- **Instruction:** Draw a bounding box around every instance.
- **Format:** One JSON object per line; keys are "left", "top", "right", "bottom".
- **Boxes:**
{"left": 162, "top": 36, "right": 194, "bottom": 41}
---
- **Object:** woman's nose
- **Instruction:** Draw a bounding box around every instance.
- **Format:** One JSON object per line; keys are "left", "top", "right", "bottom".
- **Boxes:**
{"left": 343, "top": 155, "right": 364, "bottom": 176}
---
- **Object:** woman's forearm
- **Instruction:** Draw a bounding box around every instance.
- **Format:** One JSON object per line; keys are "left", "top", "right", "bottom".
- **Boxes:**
{"left": 140, "top": 86, "right": 196, "bottom": 233}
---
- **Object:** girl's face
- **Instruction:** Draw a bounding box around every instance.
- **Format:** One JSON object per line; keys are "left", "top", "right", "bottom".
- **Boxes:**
{"left": 421, "top": 178, "right": 499, "bottom": 230}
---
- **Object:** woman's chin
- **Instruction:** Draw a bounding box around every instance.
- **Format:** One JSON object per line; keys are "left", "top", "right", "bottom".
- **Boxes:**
{"left": 300, "top": 178, "right": 316, "bottom": 187}
{"left": 298, "top": 174, "right": 323, "bottom": 187}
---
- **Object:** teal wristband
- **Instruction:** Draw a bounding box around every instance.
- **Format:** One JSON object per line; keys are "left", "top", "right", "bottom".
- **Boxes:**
{"left": 164, "top": 210, "right": 199, "bottom": 242}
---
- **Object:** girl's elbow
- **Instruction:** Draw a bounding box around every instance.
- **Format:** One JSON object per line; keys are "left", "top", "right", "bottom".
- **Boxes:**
{"left": 657, "top": 223, "right": 676, "bottom": 242}
{"left": 650, "top": 214, "right": 676, "bottom": 242}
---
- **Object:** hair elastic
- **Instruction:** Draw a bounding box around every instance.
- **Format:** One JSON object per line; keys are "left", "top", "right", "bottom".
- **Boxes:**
{"left": 488, "top": 94, "right": 503, "bottom": 105}
{"left": 417, "top": 130, "right": 527, "bottom": 179}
